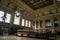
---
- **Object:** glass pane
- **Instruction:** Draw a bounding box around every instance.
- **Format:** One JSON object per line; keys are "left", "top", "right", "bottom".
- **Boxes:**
{"left": 25, "top": 20, "right": 28, "bottom": 27}
{"left": 14, "top": 14, "right": 20, "bottom": 25}
{"left": 0, "top": 11, "right": 4, "bottom": 22}
{"left": 29, "top": 21, "right": 31, "bottom": 27}
{"left": 54, "top": 18, "right": 59, "bottom": 27}
{"left": 54, "top": 18, "right": 58, "bottom": 23}
{"left": 45, "top": 20, "right": 51, "bottom": 27}
{"left": 36, "top": 21, "right": 38, "bottom": 28}
{"left": 5, "top": 13, "right": 11, "bottom": 23}
{"left": 33, "top": 22, "right": 35, "bottom": 26}
{"left": 21, "top": 19, "right": 25, "bottom": 26}
{"left": 40, "top": 21, "right": 42, "bottom": 28}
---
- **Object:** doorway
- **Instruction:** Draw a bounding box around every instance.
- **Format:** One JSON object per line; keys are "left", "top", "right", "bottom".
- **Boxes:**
{"left": 3, "top": 27, "right": 9, "bottom": 35}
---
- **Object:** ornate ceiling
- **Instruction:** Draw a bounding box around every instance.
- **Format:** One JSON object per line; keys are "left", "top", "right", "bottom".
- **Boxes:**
{"left": 22, "top": 0, "right": 54, "bottom": 10}
{"left": 0, "top": 0, "right": 60, "bottom": 21}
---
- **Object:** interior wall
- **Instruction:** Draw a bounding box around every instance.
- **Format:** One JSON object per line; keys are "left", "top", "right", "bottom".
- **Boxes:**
{"left": 32, "top": 13, "right": 60, "bottom": 32}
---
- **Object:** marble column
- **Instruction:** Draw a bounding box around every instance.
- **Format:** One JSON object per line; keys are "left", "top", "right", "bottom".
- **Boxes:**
{"left": 10, "top": 12, "right": 15, "bottom": 25}
{"left": 30, "top": 21, "right": 33, "bottom": 28}
{"left": 20, "top": 15, "right": 22, "bottom": 26}
{"left": 35, "top": 21, "right": 37, "bottom": 29}
{"left": 54, "top": 16, "right": 60, "bottom": 32}
{"left": 37, "top": 21, "right": 40, "bottom": 29}
{"left": 58, "top": 16, "right": 60, "bottom": 28}
{"left": 51, "top": 17, "right": 54, "bottom": 29}
{"left": 27, "top": 21, "right": 29, "bottom": 27}
{"left": 43, "top": 20, "right": 45, "bottom": 29}
{"left": 50, "top": 17, "right": 55, "bottom": 32}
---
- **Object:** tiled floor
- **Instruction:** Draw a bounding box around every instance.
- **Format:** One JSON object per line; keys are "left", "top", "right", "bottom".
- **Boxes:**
{"left": 0, "top": 35, "right": 42, "bottom": 40}
{"left": 0, "top": 35, "right": 60, "bottom": 40}
{"left": 0, "top": 36, "right": 17, "bottom": 40}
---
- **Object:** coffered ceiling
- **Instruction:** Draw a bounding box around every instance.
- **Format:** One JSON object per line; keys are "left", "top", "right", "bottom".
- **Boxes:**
{"left": 22, "top": 0, "right": 54, "bottom": 10}
{"left": 10, "top": 0, "right": 57, "bottom": 14}
{"left": 0, "top": 0, "right": 60, "bottom": 21}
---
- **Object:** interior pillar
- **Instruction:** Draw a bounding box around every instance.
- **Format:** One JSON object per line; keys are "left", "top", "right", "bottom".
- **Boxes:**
{"left": 10, "top": 13, "right": 15, "bottom": 25}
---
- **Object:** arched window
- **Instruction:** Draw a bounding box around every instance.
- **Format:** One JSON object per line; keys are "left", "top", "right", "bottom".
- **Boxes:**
{"left": 14, "top": 11, "right": 20, "bottom": 25}
{"left": 21, "top": 19, "right": 25, "bottom": 26}
{"left": 5, "top": 13, "right": 11, "bottom": 23}
{"left": 0, "top": 11, "right": 4, "bottom": 22}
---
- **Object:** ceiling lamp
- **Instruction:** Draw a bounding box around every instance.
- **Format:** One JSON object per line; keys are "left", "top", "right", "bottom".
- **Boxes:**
{"left": 15, "top": 11, "right": 20, "bottom": 17}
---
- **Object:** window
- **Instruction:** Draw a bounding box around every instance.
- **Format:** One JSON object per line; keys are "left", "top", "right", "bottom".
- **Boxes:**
{"left": 21, "top": 19, "right": 25, "bottom": 26}
{"left": 45, "top": 20, "right": 51, "bottom": 27}
{"left": 0, "top": 11, "right": 11, "bottom": 23}
{"left": 33, "top": 22, "right": 35, "bottom": 26}
{"left": 40, "top": 21, "right": 42, "bottom": 28}
{"left": 14, "top": 11, "right": 20, "bottom": 25}
{"left": 0, "top": 11, "right": 4, "bottom": 22}
{"left": 54, "top": 18, "right": 59, "bottom": 27}
{"left": 25, "top": 20, "right": 28, "bottom": 27}
{"left": 5, "top": 13, "right": 11, "bottom": 23}
{"left": 32, "top": 21, "right": 36, "bottom": 28}
{"left": 36, "top": 21, "right": 38, "bottom": 28}
{"left": 28, "top": 21, "right": 31, "bottom": 27}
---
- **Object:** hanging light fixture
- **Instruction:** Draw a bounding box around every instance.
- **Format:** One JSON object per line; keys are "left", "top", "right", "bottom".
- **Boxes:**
{"left": 15, "top": 11, "right": 20, "bottom": 17}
